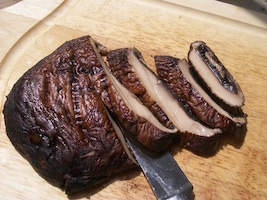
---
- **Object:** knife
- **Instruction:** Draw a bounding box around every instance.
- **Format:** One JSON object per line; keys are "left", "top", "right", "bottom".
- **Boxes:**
{"left": 106, "top": 108, "right": 194, "bottom": 200}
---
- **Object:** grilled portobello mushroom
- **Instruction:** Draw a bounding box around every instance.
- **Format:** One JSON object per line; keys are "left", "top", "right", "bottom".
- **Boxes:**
{"left": 3, "top": 36, "right": 247, "bottom": 194}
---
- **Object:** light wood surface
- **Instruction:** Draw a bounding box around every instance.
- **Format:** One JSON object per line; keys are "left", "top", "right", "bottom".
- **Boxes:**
{"left": 1, "top": 0, "right": 267, "bottom": 199}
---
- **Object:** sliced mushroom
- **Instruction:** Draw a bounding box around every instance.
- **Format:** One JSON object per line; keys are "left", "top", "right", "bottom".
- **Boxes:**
{"left": 106, "top": 48, "right": 174, "bottom": 129}
{"left": 88, "top": 38, "right": 176, "bottom": 152}
{"left": 126, "top": 48, "right": 222, "bottom": 154}
{"left": 155, "top": 55, "right": 247, "bottom": 141}
{"left": 188, "top": 41, "right": 245, "bottom": 116}
{"left": 3, "top": 35, "right": 248, "bottom": 195}
{"left": 179, "top": 59, "right": 247, "bottom": 125}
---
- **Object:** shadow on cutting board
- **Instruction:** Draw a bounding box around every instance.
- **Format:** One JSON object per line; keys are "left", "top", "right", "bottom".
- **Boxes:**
{"left": 68, "top": 169, "right": 141, "bottom": 200}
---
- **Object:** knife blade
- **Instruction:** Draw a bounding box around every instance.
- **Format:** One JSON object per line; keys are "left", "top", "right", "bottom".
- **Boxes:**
{"left": 124, "top": 133, "right": 194, "bottom": 200}
{"left": 106, "top": 108, "right": 194, "bottom": 200}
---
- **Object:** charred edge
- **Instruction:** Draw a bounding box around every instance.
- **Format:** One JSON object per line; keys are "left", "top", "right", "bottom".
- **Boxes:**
{"left": 177, "top": 132, "right": 220, "bottom": 156}
{"left": 195, "top": 43, "right": 238, "bottom": 94}
{"left": 72, "top": 76, "right": 83, "bottom": 127}
{"left": 43, "top": 70, "right": 51, "bottom": 105}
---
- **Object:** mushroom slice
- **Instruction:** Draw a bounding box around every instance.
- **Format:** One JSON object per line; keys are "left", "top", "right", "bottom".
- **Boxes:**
{"left": 179, "top": 59, "right": 247, "bottom": 125}
{"left": 155, "top": 55, "right": 247, "bottom": 140}
{"left": 155, "top": 56, "right": 246, "bottom": 130}
{"left": 88, "top": 38, "right": 176, "bottom": 152}
{"left": 188, "top": 41, "right": 245, "bottom": 112}
{"left": 126, "top": 48, "right": 222, "bottom": 154}
{"left": 106, "top": 48, "right": 174, "bottom": 129}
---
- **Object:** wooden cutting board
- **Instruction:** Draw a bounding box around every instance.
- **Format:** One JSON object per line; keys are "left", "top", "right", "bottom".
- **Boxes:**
{"left": 1, "top": 0, "right": 267, "bottom": 199}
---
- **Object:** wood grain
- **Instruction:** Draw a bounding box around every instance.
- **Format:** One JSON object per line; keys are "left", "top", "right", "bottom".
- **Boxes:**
{"left": 0, "top": 0, "right": 267, "bottom": 199}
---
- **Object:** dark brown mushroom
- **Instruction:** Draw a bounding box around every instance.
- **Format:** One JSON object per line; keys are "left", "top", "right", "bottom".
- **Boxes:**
{"left": 121, "top": 49, "right": 222, "bottom": 154}
{"left": 106, "top": 48, "right": 174, "bottom": 129}
{"left": 3, "top": 36, "right": 248, "bottom": 195}
{"left": 88, "top": 39, "right": 176, "bottom": 152}
{"left": 155, "top": 56, "right": 246, "bottom": 130}
{"left": 3, "top": 36, "right": 136, "bottom": 194}
{"left": 188, "top": 41, "right": 245, "bottom": 117}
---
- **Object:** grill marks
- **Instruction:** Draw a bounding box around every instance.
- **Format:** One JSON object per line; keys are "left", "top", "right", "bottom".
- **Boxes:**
{"left": 41, "top": 54, "right": 84, "bottom": 143}
{"left": 41, "top": 41, "right": 104, "bottom": 142}
{"left": 4, "top": 36, "right": 135, "bottom": 194}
